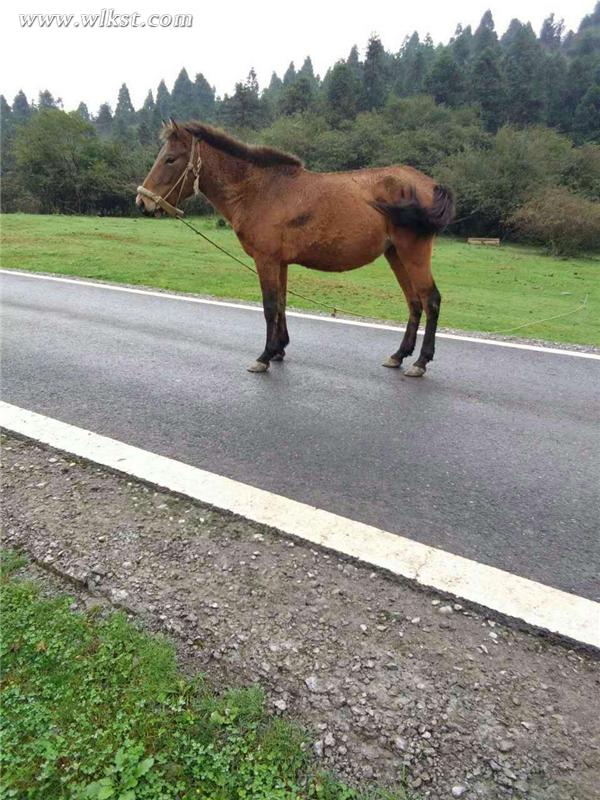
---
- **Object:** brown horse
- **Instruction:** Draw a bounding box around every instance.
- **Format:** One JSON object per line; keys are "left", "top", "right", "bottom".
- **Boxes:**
{"left": 136, "top": 121, "right": 454, "bottom": 375}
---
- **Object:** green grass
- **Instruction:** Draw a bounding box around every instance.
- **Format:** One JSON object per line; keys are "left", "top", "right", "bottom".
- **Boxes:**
{"left": 0, "top": 552, "right": 408, "bottom": 800}
{"left": 1, "top": 213, "right": 599, "bottom": 345}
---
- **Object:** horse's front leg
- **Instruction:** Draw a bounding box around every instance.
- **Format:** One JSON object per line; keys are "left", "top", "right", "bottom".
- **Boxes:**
{"left": 247, "top": 260, "right": 284, "bottom": 373}
{"left": 270, "top": 264, "right": 289, "bottom": 362}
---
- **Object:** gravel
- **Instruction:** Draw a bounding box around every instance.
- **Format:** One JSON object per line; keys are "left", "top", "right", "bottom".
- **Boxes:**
{"left": 2, "top": 432, "right": 599, "bottom": 799}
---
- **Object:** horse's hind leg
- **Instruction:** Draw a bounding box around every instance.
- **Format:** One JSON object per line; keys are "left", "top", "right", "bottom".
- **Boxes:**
{"left": 392, "top": 232, "right": 440, "bottom": 377}
{"left": 271, "top": 264, "right": 289, "bottom": 362}
{"left": 382, "top": 246, "right": 422, "bottom": 369}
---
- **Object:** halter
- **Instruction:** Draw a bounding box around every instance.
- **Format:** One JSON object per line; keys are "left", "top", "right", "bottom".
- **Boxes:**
{"left": 137, "top": 137, "right": 202, "bottom": 218}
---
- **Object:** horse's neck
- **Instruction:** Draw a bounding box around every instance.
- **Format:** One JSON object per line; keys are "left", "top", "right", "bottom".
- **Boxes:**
{"left": 198, "top": 144, "right": 256, "bottom": 224}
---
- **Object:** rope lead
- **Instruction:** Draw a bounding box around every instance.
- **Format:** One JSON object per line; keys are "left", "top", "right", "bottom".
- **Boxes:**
{"left": 171, "top": 213, "right": 589, "bottom": 335}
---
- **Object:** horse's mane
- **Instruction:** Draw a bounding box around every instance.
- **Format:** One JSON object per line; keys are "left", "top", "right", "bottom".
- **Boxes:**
{"left": 163, "top": 121, "right": 303, "bottom": 169}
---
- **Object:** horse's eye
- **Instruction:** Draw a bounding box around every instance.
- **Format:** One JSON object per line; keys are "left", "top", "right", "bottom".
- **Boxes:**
{"left": 165, "top": 156, "right": 176, "bottom": 165}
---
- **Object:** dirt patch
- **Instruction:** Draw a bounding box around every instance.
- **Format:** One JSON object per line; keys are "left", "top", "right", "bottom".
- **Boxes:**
{"left": 2, "top": 433, "right": 599, "bottom": 799}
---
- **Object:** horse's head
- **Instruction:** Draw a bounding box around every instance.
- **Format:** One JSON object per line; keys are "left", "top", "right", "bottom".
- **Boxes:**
{"left": 136, "top": 119, "right": 200, "bottom": 216}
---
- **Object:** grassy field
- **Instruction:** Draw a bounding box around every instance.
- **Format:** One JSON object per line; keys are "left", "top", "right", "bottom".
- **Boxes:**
{"left": 1, "top": 213, "right": 599, "bottom": 346}
{"left": 0, "top": 551, "right": 407, "bottom": 800}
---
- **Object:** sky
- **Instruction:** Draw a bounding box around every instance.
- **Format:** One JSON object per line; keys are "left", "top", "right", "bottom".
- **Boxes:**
{"left": 0, "top": 0, "right": 594, "bottom": 112}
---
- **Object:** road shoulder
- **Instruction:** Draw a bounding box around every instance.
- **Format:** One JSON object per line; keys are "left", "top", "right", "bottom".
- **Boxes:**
{"left": 2, "top": 432, "right": 599, "bottom": 799}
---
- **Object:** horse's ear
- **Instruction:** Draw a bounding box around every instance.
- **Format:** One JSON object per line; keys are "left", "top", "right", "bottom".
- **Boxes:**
{"left": 169, "top": 116, "right": 179, "bottom": 132}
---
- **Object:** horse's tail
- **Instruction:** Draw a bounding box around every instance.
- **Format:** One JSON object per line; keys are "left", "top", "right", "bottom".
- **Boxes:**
{"left": 371, "top": 184, "right": 455, "bottom": 236}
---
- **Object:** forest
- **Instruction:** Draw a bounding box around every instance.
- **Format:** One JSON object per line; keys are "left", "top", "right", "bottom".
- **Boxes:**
{"left": 1, "top": 5, "right": 599, "bottom": 253}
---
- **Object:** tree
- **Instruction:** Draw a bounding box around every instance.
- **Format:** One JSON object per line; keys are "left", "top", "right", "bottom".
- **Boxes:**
{"left": 193, "top": 73, "right": 215, "bottom": 118}
{"left": 469, "top": 46, "right": 506, "bottom": 131}
{"left": 155, "top": 79, "right": 171, "bottom": 119}
{"left": 347, "top": 45, "right": 362, "bottom": 78}
{"left": 220, "top": 68, "right": 265, "bottom": 129}
{"left": 114, "top": 83, "right": 134, "bottom": 122}
{"left": 500, "top": 18, "right": 523, "bottom": 51}
{"left": 540, "top": 13, "right": 564, "bottom": 50}
{"left": 298, "top": 56, "right": 318, "bottom": 89}
{"left": 541, "top": 52, "right": 569, "bottom": 128}
{"left": 503, "top": 23, "right": 545, "bottom": 124}
{"left": 38, "top": 90, "right": 61, "bottom": 110}
{"left": 451, "top": 24, "right": 473, "bottom": 67}
{"left": 171, "top": 68, "right": 194, "bottom": 118}
{"left": 14, "top": 109, "right": 97, "bottom": 212}
{"left": 426, "top": 48, "right": 465, "bottom": 106}
{"left": 326, "top": 61, "right": 361, "bottom": 125}
{"left": 76, "top": 102, "right": 90, "bottom": 121}
{"left": 142, "top": 91, "right": 155, "bottom": 113}
{"left": 362, "top": 34, "right": 388, "bottom": 110}
{"left": 396, "top": 33, "right": 431, "bottom": 95}
{"left": 12, "top": 91, "right": 32, "bottom": 123}
{"left": 473, "top": 10, "right": 499, "bottom": 53}
{"left": 1, "top": 95, "right": 12, "bottom": 121}
{"left": 573, "top": 83, "right": 600, "bottom": 141}
{"left": 0, "top": 96, "right": 14, "bottom": 175}
{"left": 136, "top": 110, "right": 153, "bottom": 145}
{"left": 95, "top": 102, "right": 113, "bottom": 137}
{"left": 282, "top": 62, "right": 297, "bottom": 86}
{"left": 279, "top": 75, "right": 316, "bottom": 115}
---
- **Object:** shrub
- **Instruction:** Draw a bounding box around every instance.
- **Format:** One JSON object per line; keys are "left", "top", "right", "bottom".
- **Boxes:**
{"left": 509, "top": 186, "right": 600, "bottom": 255}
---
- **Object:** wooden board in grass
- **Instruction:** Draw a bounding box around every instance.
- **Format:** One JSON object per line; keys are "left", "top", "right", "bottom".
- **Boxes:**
{"left": 467, "top": 237, "right": 501, "bottom": 246}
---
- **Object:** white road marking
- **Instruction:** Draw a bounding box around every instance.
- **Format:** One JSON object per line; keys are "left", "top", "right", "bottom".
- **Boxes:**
{"left": 2, "top": 400, "right": 598, "bottom": 649}
{"left": 2, "top": 268, "right": 598, "bottom": 361}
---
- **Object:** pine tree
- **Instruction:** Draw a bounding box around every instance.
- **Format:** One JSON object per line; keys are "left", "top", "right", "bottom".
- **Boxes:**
{"left": 426, "top": 48, "right": 465, "bottom": 106}
{"left": 573, "top": 83, "right": 600, "bottom": 141}
{"left": 473, "top": 10, "right": 498, "bottom": 52}
{"left": 193, "top": 73, "right": 215, "bottom": 118}
{"left": 500, "top": 18, "right": 523, "bottom": 51}
{"left": 279, "top": 75, "right": 315, "bottom": 115}
{"left": 405, "top": 48, "right": 428, "bottom": 95}
{"left": 220, "top": 68, "right": 265, "bottom": 129}
{"left": 76, "top": 102, "right": 90, "bottom": 121}
{"left": 503, "top": 22, "right": 545, "bottom": 124}
{"left": 362, "top": 34, "right": 388, "bottom": 110}
{"left": 1, "top": 95, "right": 11, "bottom": 120}
{"left": 142, "top": 91, "right": 155, "bottom": 113}
{"left": 38, "top": 90, "right": 61, "bottom": 110}
{"left": 298, "top": 57, "right": 319, "bottom": 90}
{"left": 0, "top": 95, "right": 15, "bottom": 176}
{"left": 282, "top": 62, "right": 297, "bottom": 86}
{"left": 561, "top": 58, "right": 596, "bottom": 130}
{"left": 137, "top": 113, "right": 153, "bottom": 146}
{"left": 451, "top": 24, "right": 473, "bottom": 67}
{"left": 95, "top": 102, "right": 113, "bottom": 137}
{"left": 171, "top": 68, "right": 194, "bottom": 118}
{"left": 155, "top": 80, "right": 171, "bottom": 120}
{"left": 396, "top": 32, "right": 434, "bottom": 95}
{"left": 326, "top": 61, "right": 361, "bottom": 124}
{"left": 346, "top": 45, "right": 362, "bottom": 78}
{"left": 469, "top": 46, "right": 506, "bottom": 130}
{"left": 541, "top": 52, "right": 569, "bottom": 128}
{"left": 540, "top": 13, "right": 564, "bottom": 50}
{"left": 11, "top": 90, "right": 31, "bottom": 122}
{"left": 115, "top": 83, "right": 134, "bottom": 122}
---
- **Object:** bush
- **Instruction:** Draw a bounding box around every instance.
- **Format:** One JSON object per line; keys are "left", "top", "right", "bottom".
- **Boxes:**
{"left": 509, "top": 186, "right": 600, "bottom": 255}
{"left": 436, "top": 125, "right": 574, "bottom": 236}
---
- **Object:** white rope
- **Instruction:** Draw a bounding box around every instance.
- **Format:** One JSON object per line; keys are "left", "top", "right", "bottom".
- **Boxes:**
{"left": 487, "top": 295, "right": 589, "bottom": 335}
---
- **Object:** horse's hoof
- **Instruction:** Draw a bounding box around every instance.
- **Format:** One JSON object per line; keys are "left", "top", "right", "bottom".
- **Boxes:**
{"left": 382, "top": 356, "right": 401, "bottom": 368}
{"left": 404, "top": 364, "right": 426, "bottom": 377}
{"left": 247, "top": 360, "right": 269, "bottom": 373}
{"left": 271, "top": 352, "right": 285, "bottom": 362}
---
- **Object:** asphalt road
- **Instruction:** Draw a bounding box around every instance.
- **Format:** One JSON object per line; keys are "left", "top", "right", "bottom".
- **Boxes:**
{"left": 2, "top": 271, "right": 599, "bottom": 600}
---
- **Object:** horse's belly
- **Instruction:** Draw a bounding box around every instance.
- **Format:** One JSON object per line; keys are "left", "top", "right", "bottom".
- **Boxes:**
{"left": 291, "top": 229, "right": 387, "bottom": 271}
